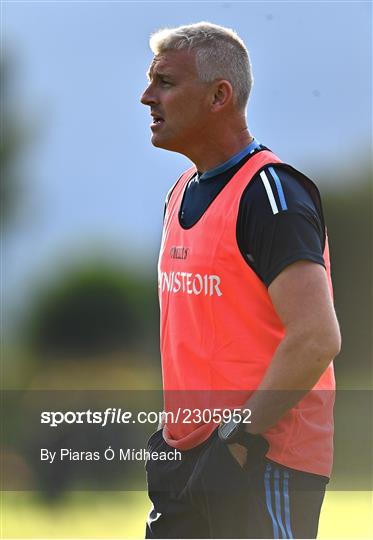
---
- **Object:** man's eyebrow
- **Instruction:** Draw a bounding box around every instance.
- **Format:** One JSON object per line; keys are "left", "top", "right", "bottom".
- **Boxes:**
{"left": 146, "top": 69, "right": 174, "bottom": 81}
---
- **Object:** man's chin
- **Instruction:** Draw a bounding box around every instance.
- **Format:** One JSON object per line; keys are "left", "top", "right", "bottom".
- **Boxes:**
{"left": 151, "top": 134, "right": 176, "bottom": 152}
{"left": 151, "top": 136, "right": 164, "bottom": 148}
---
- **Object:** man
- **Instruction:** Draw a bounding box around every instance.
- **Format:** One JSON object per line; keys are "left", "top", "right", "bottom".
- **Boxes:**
{"left": 140, "top": 22, "right": 341, "bottom": 539}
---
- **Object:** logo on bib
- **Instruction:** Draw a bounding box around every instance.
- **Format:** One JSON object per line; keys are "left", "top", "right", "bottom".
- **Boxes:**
{"left": 170, "top": 246, "right": 189, "bottom": 260}
{"left": 159, "top": 271, "right": 222, "bottom": 297}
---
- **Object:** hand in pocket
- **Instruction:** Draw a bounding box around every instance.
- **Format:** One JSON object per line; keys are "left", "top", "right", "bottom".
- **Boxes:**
{"left": 227, "top": 443, "right": 248, "bottom": 468}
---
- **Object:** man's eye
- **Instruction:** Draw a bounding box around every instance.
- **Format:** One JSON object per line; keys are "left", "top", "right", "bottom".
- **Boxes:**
{"left": 161, "top": 80, "right": 172, "bottom": 86}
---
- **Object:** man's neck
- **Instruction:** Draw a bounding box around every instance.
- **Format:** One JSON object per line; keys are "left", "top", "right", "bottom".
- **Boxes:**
{"left": 187, "top": 126, "right": 253, "bottom": 173}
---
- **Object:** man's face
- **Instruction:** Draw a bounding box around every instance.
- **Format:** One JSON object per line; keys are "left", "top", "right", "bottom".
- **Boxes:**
{"left": 140, "top": 49, "right": 213, "bottom": 153}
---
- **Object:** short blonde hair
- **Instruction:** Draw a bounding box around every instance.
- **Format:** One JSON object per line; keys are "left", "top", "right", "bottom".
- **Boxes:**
{"left": 149, "top": 22, "right": 253, "bottom": 110}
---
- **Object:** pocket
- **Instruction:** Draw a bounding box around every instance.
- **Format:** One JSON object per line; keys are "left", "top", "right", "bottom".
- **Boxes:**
{"left": 146, "top": 428, "right": 163, "bottom": 449}
{"left": 145, "top": 428, "right": 163, "bottom": 471}
{"left": 188, "top": 436, "right": 247, "bottom": 498}
{"left": 217, "top": 435, "right": 268, "bottom": 474}
{"left": 217, "top": 438, "right": 248, "bottom": 474}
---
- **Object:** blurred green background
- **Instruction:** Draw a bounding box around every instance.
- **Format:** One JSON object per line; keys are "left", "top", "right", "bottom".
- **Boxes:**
{"left": 1, "top": 1, "right": 372, "bottom": 538}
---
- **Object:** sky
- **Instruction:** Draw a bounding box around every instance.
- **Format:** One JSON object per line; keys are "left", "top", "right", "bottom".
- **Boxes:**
{"left": 2, "top": 0, "right": 372, "bottom": 305}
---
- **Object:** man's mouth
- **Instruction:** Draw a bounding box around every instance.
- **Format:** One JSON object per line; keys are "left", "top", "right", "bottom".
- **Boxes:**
{"left": 151, "top": 114, "right": 164, "bottom": 126}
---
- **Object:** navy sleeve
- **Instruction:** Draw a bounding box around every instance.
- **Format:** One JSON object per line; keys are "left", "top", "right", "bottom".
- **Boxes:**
{"left": 237, "top": 166, "right": 326, "bottom": 287}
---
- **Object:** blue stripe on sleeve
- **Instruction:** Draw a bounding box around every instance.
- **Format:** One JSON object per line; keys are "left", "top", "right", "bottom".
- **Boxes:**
{"left": 268, "top": 166, "right": 288, "bottom": 211}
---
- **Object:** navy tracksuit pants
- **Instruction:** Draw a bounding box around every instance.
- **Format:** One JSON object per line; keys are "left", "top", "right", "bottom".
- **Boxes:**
{"left": 145, "top": 429, "right": 328, "bottom": 539}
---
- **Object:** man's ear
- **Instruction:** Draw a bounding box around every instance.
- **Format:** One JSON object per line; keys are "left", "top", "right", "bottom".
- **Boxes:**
{"left": 211, "top": 80, "right": 233, "bottom": 111}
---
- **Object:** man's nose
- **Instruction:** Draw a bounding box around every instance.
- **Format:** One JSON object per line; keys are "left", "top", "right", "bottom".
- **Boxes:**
{"left": 140, "top": 85, "right": 157, "bottom": 106}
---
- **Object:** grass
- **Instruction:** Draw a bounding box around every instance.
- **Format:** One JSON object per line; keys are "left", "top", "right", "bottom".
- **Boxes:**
{"left": 1, "top": 490, "right": 372, "bottom": 539}
{"left": 1, "top": 491, "right": 149, "bottom": 538}
{"left": 318, "top": 491, "right": 373, "bottom": 539}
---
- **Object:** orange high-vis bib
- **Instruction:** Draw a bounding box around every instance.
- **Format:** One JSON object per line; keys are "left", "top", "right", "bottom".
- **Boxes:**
{"left": 158, "top": 150, "right": 335, "bottom": 477}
